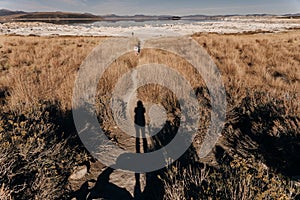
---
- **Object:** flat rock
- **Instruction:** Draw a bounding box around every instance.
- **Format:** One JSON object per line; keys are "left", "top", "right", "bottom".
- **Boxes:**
{"left": 69, "top": 165, "right": 88, "bottom": 180}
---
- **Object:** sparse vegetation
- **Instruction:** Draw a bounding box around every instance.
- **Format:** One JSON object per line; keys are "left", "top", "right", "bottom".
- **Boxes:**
{"left": 0, "top": 31, "right": 299, "bottom": 199}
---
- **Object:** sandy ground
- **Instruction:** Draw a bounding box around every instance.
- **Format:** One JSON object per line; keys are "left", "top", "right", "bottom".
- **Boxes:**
{"left": 0, "top": 17, "right": 299, "bottom": 39}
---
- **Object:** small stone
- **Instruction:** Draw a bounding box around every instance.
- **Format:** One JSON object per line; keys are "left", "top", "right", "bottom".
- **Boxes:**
{"left": 69, "top": 165, "right": 88, "bottom": 180}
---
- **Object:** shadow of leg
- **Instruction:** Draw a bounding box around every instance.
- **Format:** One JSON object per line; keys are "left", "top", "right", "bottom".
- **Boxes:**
{"left": 136, "top": 126, "right": 141, "bottom": 153}
{"left": 136, "top": 138, "right": 140, "bottom": 153}
{"left": 134, "top": 173, "right": 143, "bottom": 199}
{"left": 142, "top": 127, "right": 148, "bottom": 153}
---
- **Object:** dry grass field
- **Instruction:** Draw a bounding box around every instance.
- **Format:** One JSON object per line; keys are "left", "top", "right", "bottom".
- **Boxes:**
{"left": 0, "top": 31, "right": 299, "bottom": 199}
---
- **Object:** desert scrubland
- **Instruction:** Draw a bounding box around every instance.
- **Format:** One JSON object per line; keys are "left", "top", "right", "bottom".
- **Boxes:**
{"left": 0, "top": 28, "right": 299, "bottom": 199}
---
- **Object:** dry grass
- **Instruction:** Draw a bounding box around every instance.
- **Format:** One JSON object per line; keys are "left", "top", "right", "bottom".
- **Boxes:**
{"left": 0, "top": 184, "right": 12, "bottom": 200}
{"left": 0, "top": 31, "right": 298, "bottom": 111}
{"left": 193, "top": 31, "right": 299, "bottom": 94}
{"left": 163, "top": 157, "right": 299, "bottom": 200}
{"left": 0, "top": 30, "right": 299, "bottom": 199}
{"left": 0, "top": 35, "right": 105, "bottom": 111}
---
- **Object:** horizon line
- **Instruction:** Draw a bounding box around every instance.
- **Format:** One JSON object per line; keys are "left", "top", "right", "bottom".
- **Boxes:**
{"left": 1, "top": 8, "right": 299, "bottom": 17}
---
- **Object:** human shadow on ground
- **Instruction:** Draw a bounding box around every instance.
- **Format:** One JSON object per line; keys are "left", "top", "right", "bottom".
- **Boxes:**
{"left": 72, "top": 99, "right": 202, "bottom": 200}
{"left": 72, "top": 144, "right": 200, "bottom": 200}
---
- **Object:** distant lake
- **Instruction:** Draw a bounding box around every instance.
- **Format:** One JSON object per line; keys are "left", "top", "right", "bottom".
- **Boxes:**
{"left": 10, "top": 18, "right": 219, "bottom": 27}
{"left": 75, "top": 19, "right": 218, "bottom": 28}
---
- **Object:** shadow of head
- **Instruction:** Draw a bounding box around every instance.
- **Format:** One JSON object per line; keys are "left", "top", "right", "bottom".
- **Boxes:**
{"left": 86, "top": 167, "right": 133, "bottom": 200}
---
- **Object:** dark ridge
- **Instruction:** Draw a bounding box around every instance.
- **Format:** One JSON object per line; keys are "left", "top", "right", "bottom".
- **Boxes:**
{"left": 17, "top": 12, "right": 101, "bottom": 19}
{"left": 0, "top": 9, "right": 26, "bottom": 16}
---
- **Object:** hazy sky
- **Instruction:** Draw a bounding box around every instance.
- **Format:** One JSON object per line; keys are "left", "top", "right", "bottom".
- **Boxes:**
{"left": 1, "top": 0, "right": 300, "bottom": 15}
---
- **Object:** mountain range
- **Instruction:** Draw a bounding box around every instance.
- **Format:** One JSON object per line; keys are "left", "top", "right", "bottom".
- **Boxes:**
{"left": 0, "top": 9, "right": 299, "bottom": 23}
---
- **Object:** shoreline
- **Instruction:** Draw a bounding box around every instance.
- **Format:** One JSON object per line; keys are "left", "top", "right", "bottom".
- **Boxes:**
{"left": 1, "top": 17, "right": 300, "bottom": 38}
